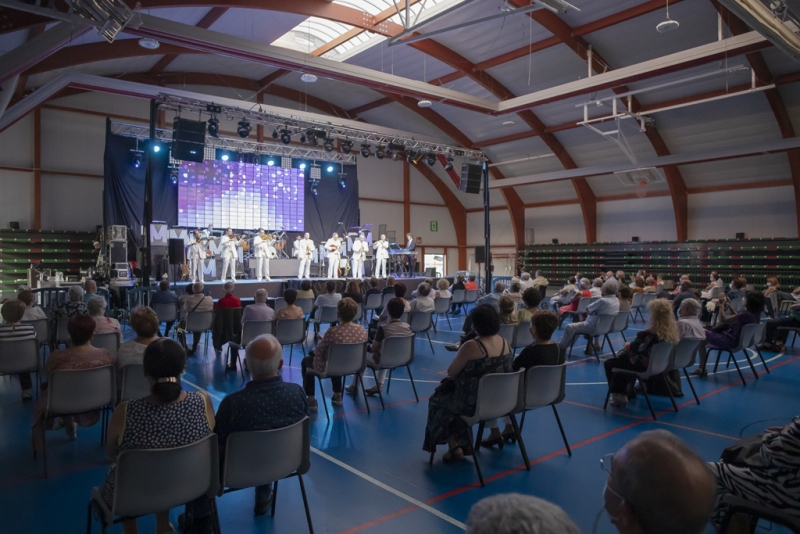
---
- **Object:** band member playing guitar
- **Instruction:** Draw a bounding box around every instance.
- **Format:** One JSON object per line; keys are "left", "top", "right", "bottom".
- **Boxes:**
{"left": 188, "top": 230, "right": 207, "bottom": 283}
{"left": 351, "top": 234, "right": 367, "bottom": 279}
{"left": 253, "top": 228, "right": 274, "bottom": 281}
{"left": 325, "top": 232, "right": 342, "bottom": 279}
{"left": 298, "top": 232, "right": 314, "bottom": 278}
{"left": 220, "top": 228, "right": 244, "bottom": 281}
{"left": 374, "top": 234, "right": 390, "bottom": 278}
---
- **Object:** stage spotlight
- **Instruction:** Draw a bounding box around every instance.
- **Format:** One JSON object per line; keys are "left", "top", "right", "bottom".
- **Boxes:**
{"left": 272, "top": 129, "right": 278, "bottom": 139}
{"left": 341, "top": 140, "right": 353, "bottom": 154}
{"left": 392, "top": 151, "right": 402, "bottom": 161}
{"left": 300, "top": 133, "right": 307, "bottom": 144}
{"left": 311, "top": 180, "right": 319, "bottom": 195}
{"left": 339, "top": 176, "right": 346, "bottom": 188}
{"left": 152, "top": 143, "right": 161, "bottom": 153}
{"left": 131, "top": 150, "right": 142, "bottom": 168}
{"left": 237, "top": 119, "right": 251, "bottom": 138}
{"left": 280, "top": 129, "right": 292, "bottom": 145}
{"left": 360, "top": 144, "right": 371, "bottom": 158}
{"left": 207, "top": 117, "right": 219, "bottom": 138}
{"left": 299, "top": 163, "right": 306, "bottom": 170}
{"left": 327, "top": 165, "right": 335, "bottom": 173}
{"left": 168, "top": 165, "right": 179, "bottom": 184}
{"left": 267, "top": 159, "right": 275, "bottom": 166}
{"left": 426, "top": 153, "right": 437, "bottom": 166}
{"left": 221, "top": 154, "right": 229, "bottom": 161}
{"left": 307, "top": 132, "right": 318, "bottom": 147}
{"left": 375, "top": 145, "right": 386, "bottom": 159}
{"left": 323, "top": 138, "right": 334, "bottom": 152}
{"left": 444, "top": 156, "right": 454, "bottom": 172}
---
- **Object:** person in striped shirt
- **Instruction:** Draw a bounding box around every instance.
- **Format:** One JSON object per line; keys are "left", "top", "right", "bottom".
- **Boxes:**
{"left": 0, "top": 300, "right": 37, "bottom": 401}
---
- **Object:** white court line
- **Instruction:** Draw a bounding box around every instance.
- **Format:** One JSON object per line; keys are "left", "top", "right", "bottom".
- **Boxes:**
{"left": 180, "top": 377, "right": 466, "bottom": 531}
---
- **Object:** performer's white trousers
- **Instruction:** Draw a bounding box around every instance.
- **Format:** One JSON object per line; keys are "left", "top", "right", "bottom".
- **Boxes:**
{"left": 299, "top": 258, "right": 311, "bottom": 278}
{"left": 256, "top": 257, "right": 270, "bottom": 280}
{"left": 352, "top": 258, "right": 363, "bottom": 279}
{"left": 376, "top": 258, "right": 387, "bottom": 278}
{"left": 222, "top": 256, "right": 236, "bottom": 281}
{"left": 189, "top": 258, "right": 203, "bottom": 283}
{"left": 327, "top": 254, "right": 340, "bottom": 279}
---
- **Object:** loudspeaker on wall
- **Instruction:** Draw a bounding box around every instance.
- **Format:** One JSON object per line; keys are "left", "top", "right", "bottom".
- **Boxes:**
{"left": 474, "top": 245, "right": 485, "bottom": 264}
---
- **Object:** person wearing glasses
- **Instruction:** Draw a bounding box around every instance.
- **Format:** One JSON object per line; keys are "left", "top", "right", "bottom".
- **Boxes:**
{"left": 599, "top": 430, "right": 715, "bottom": 534}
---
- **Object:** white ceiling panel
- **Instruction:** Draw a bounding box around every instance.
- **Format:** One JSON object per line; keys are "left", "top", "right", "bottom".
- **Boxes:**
{"left": 426, "top": 101, "right": 519, "bottom": 143}
{"left": 274, "top": 72, "right": 383, "bottom": 112}
{"left": 359, "top": 102, "right": 455, "bottom": 143}
{"left": 760, "top": 47, "right": 800, "bottom": 79}
{"left": 550, "top": 124, "right": 658, "bottom": 169}
{"left": 557, "top": 0, "right": 649, "bottom": 30}
{"left": 146, "top": 7, "right": 215, "bottom": 26}
{"left": 532, "top": 89, "right": 617, "bottom": 127}
{"left": 164, "top": 54, "right": 276, "bottom": 80}
{"left": 678, "top": 154, "right": 791, "bottom": 189}
{"left": 209, "top": 9, "right": 308, "bottom": 46}
{"left": 586, "top": 173, "right": 670, "bottom": 196}
{"left": 485, "top": 43, "right": 587, "bottom": 97}
{"left": 514, "top": 179, "right": 577, "bottom": 204}
{"left": 0, "top": 29, "right": 26, "bottom": 55}
{"left": 435, "top": 76, "right": 499, "bottom": 102}
{"left": 346, "top": 40, "right": 454, "bottom": 82}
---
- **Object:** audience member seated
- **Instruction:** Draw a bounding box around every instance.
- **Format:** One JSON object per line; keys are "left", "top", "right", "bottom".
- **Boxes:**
{"left": 53, "top": 285, "right": 89, "bottom": 325}
{"left": 762, "top": 276, "right": 792, "bottom": 317}
{"left": 559, "top": 278, "right": 592, "bottom": 322}
{"left": 301, "top": 298, "right": 367, "bottom": 411}
{"left": 604, "top": 271, "right": 620, "bottom": 292}
{"left": 759, "top": 299, "right": 800, "bottom": 353}
{"left": 506, "top": 282, "right": 522, "bottom": 302}
{"left": 375, "top": 283, "right": 410, "bottom": 325}
{"left": 559, "top": 283, "right": 620, "bottom": 355}
{"left": 274, "top": 288, "right": 304, "bottom": 321}
{"left": 550, "top": 276, "right": 578, "bottom": 308}
{"left": 117, "top": 306, "right": 160, "bottom": 374}
{"left": 618, "top": 286, "right": 633, "bottom": 314}
{"left": 477, "top": 281, "right": 505, "bottom": 311}
{"left": 102, "top": 338, "right": 215, "bottom": 534}
{"left": 435, "top": 278, "right": 451, "bottom": 299}
{"left": 180, "top": 282, "right": 213, "bottom": 356}
{"left": 410, "top": 283, "right": 435, "bottom": 313}
{"left": 726, "top": 277, "right": 747, "bottom": 299}
{"left": 677, "top": 299, "right": 705, "bottom": 341}
{"left": 450, "top": 274, "right": 467, "bottom": 315}
{"left": 701, "top": 271, "right": 722, "bottom": 299}
{"left": 465, "top": 493, "right": 580, "bottom": 534}
{"left": 411, "top": 278, "right": 434, "bottom": 299}
{"left": 616, "top": 271, "right": 628, "bottom": 288}
{"left": 87, "top": 296, "right": 122, "bottom": 343}
{"left": 498, "top": 296, "right": 518, "bottom": 325}
{"left": 32, "top": 315, "right": 114, "bottom": 447}
{"left": 632, "top": 277, "right": 645, "bottom": 294}
{"left": 518, "top": 272, "right": 533, "bottom": 292}
{"left": 590, "top": 277, "right": 604, "bottom": 298}
{"left": 672, "top": 280, "right": 695, "bottom": 314}
{"left": 465, "top": 275, "right": 479, "bottom": 292}
{"left": 692, "top": 291, "right": 764, "bottom": 378}
{"left": 0, "top": 300, "right": 37, "bottom": 400}
{"left": 364, "top": 277, "right": 381, "bottom": 300}
{"left": 83, "top": 279, "right": 100, "bottom": 303}
{"left": 214, "top": 282, "right": 241, "bottom": 312}
{"left": 516, "top": 287, "right": 543, "bottom": 324}
{"left": 241, "top": 288, "right": 274, "bottom": 324}
{"left": 708, "top": 416, "right": 800, "bottom": 531}
{"left": 149, "top": 280, "right": 179, "bottom": 335}
{"left": 17, "top": 289, "right": 47, "bottom": 321}
{"left": 532, "top": 270, "right": 549, "bottom": 289}
{"left": 423, "top": 305, "right": 511, "bottom": 463}
{"left": 601, "top": 430, "right": 715, "bottom": 534}
{"left": 482, "top": 311, "right": 562, "bottom": 448}
{"left": 296, "top": 280, "right": 315, "bottom": 300}
{"left": 312, "top": 281, "right": 342, "bottom": 338}
{"left": 643, "top": 276, "right": 657, "bottom": 294}
{"left": 604, "top": 299, "right": 680, "bottom": 408}
{"left": 381, "top": 276, "right": 397, "bottom": 295}
{"left": 342, "top": 280, "right": 363, "bottom": 304}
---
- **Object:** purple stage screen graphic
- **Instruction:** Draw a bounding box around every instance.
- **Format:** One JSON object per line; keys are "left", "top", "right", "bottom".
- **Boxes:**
{"left": 178, "top": 161, "right": 304, "bottom": 231}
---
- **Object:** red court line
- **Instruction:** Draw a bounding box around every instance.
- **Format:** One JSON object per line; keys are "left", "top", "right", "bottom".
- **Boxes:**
{"left": 338, "top": 505, "right": 418, "bottom": 534}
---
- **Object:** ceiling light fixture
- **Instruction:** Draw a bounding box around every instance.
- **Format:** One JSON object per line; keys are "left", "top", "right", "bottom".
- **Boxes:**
{"left": 426, "top": 153, "right": 437, "bottom": 166}
{"left": 301, "top": 73, "right": 318, "bottom": 83}
{"left": 502, "top": 120, "right": 515, "bottom": 126}
{"left": 280, "top": 129, "right": 292, "bottom": 145}
{"left": 360, "top": 144, "right": 371, "bottom": 158}
{"left": 237, "top": 119, "right": 251, "bottom": 138}
{"left": 375, "top": 146, "right": 386, "bottom": 159}
{"left": 656, "top": 0, "right": 680, "bottom": 33}
{"left": 341, "top": 140, "right": 353, "bottom": 154}
{"left": 444, "top": 156, "right": 454, "bottom": 172}
{"left": 207, "top": 116, "right": 219, "bottom": 138}
{"left": 417, "top": 99, "right": 433, "bottom": 108}
{"left": 323, "top": 138, "right": 334, "bottom": 152}
{"left": 138, "top": 38, "right": 160, "bottom": 49}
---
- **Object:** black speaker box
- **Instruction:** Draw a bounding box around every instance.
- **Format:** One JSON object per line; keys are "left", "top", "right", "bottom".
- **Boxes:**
{"left": 552, "top": 238, "right": 559, "bottom": 244}
{"left": 632, "top": 236, "right": 640, "bottom": 242}
{"left": 736, "top": 232, "right": 745, "bottom": 240}
{"left": 459, "top": 163, "right": 482, "bottom": 194}
{"left": 110, "top": 241, "right": 127, "bottom": 264}
{"left": 474, "top": 245, "right": 485, "bottom": 264}
{"left": 172, "top": 118, "right": 206, "bottom": 163}
{"left": 168, "top": 238, "right": 186, "bottom": 265}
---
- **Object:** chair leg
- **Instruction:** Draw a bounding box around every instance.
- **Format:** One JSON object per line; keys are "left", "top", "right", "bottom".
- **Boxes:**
{"left": 298, "top": 475, "right": 314, "bottom": 534}
{"left": 683, "top": 368, "right": 700, "bottom": 405}
{"left": 211, "top": 497, "right": 222, "bottom": 534}
{"left": 371, "top": 368, "right": 385, "bottom": 410}
{"left": 605, "top": 334, "right": 615, "bottom": 358}
{"left": 603, "top": 388, "right": 611, "bottom": 410}
{"left": 429, "top": 450, "right": 435, "bottom": 466}
{"left": 662, "top": 373, "right": 678, "bottom": 412}
{"left": 446, "top": 314, "right": 451, "bottom": 330}
{"left": 551, "top": 405, "right": 571, "bottom": 456}
{"left": 742, "top": 348, "right": 760, "bottom": 380}
{"left": 426, "top": 331, "right": 434, "bottom": 353}
{"left": 301, "top": 342, "right": 306, "bottom": 359}
{"left": 386, "top": 369, "right": 393, "bottom": 393}
{"left": 359, "top": 374, "right": 371, "bottom": 414}
{"left": 406, "top": 365, "right": 419, "bottom": 402}
{"left": 432, "top": 316, "right": 437, "bottom": 333}
{"left": 712, "top": 349, "right": 722, "bottom": 373}
{"left": 567, "top": 335, "right": 577, "bottom": 360}
{"left": 289, "top": 344, "right": 294, "bottom": 366}
{"left": 509, "top": 414, "right": 530, "bottom": 470}
{"left": 86, "top": 500, "right": 93, "bottom": 534}
{"left": 640, "top": 380, "right": 657, "bottom": 421}
{"left": 271, "top": 480, "right": 279, "bottom": 517}
{"left": 239, "top": 350, "right": 246, "bottom": 383}
{"left": 755, "top": 347, "right": 770, "bottom": 374}
{"left": 465, "top": 426, "right": 485, "bottom": 487}
{"left": 317, "top": 377, "right": 329, "bottom": 421}
{"left": 474, "top": 422, "right": 485, "bottom": 452}
{"left": 728, "top": 351, "right": 747, "bottom": 385}
{"left": 519, "top": 410, "right": 526, "bottom": 431}
{"left": 621, "top": 332, "right": 627, "bottom": 344}
{"left": 42, "top": 422, "right": 48, "bottom": 478}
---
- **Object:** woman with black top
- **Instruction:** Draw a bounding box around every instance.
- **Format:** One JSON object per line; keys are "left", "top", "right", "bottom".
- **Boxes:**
{"left": 342, "top": 280, "right": 363, "bottom": 304}
{"left": 450, "top": 274, "right": 467, "bottom": 315}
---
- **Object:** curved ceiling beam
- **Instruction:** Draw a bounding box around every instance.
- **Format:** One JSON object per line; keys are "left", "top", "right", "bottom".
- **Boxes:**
{"left": 149, "top": 7, "right": 229, "bottom": 75}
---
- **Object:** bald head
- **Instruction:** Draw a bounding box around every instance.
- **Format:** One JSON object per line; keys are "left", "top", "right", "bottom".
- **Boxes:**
{"left": 608, "top": 430, "right": 714, "bottom": 534}
{"left": 192, "top": 282, "right": 204, "bottom": 294}
{"left": 85, "top": 279, "right": 97, "bottom": 294}
{"left": 245, "top": 334, "right": 283, "bottom": 379}
{"left": 254, "top": 288, "right": 268, "bottom": 303}
{"left": 223, "top": 282, "right": 235, "bottom": 294}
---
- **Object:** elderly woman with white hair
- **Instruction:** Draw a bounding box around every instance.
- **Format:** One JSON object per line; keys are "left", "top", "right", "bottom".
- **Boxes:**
{"left": 52, "top": 285, "right": 89, "bottom": 335}
{"left": 87, "top": 296, "right": 122, "bottom": 343}
{"left": 466, "top": 493, "right": 580, "bottom": 534}
{"left": 677, "top": 298, "right": 705, "bottom": 341}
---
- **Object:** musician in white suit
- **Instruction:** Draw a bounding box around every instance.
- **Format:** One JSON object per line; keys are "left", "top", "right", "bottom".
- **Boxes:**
{"left": 188, "top": 230, "right": 206, "bottom": 283}
{"left": 292, "top": 236, "right": 302, "bottom": 259}
{"left": 325, "top": 232, "right": 342, "bottom": 279}
{"left": 351, "top": 234, "right": 367, "bottom": 278}
{"left": 253, "top": 229, "right": 274, "bottom": 281}
{"left": 374, "top": 234, "right": 390, "bottom": 278}
{"left": 220, "top": 228, "right": 243, "bottom": 282}
{"left": 298, "top": 232, "right": 314, "bottom": 278}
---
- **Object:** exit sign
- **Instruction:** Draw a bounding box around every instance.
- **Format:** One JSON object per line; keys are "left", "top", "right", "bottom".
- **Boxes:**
{"left": 430, "top": 221, "right": 438, "bottom": 232}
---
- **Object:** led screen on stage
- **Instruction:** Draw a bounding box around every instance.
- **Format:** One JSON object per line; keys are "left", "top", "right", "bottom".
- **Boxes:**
{"left": 177, "top": 160, "right": 304, "bottom": 231}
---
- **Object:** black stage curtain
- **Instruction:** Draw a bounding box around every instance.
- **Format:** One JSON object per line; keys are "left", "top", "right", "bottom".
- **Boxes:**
{"left": 303, "top": 162, "right": 359, "bottom": 244}
{"left": 103, "top": 121, "right": 176, "bottom": 253}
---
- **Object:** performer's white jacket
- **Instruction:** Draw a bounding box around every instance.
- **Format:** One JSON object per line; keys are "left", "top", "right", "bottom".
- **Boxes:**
{"left": 299, "top": 238, "right": 314, "bottom": 259}
{"left": 253, "top": 235, "right": 273, "bottom": 258}
{"left": 220, "top": 235, "right": 238, "bottom": 259}
{"left": 374, "top": 239, "right": 390, "bottom": 260}
{"left": 352, "top": 240, "right": 367, "bottom": 261}
{"left": 325, "top": 238, "right": 341, "bottom": 256}
{"left": 188, "top": 240, "right": 206, "bottom": 260}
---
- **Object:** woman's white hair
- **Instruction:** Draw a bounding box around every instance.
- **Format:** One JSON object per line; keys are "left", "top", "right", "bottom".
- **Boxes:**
{"left": 68, "top": 285, "right": 85, "bottom": 302}
{"left": 87, "top": 296, "right": 106, "bottom": 316}
{"left": 466, "top": 493, "right": 580, "bottom": 534}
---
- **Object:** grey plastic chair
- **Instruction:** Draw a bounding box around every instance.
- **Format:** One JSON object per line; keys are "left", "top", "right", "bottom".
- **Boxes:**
{"left": 451, "top": 289, "right": 465, "bottom": 310}
{"left": 381, "top": 293, "right": 394, "bottom": 310}
{"left": 364, "top": 293, "right": 383, "bottom": 321}
{"left": 0, "top": 338, "right": 40, "bottom": 398}
{"left": 22, "top": 318, "right": 50, "bottom": 363}
{"left": 464, "top": 289, "right": 479, "bottom": 311}
{"left": 408, "top": 311, "right": 434, "bottom": 353}
{"left": 712, "top": 323, "right": 765, "bottom": 384}
{"left": 518, "top": 362, "right": 571, "bottom": 456}
{"left": 709, "top": 286, "right": 722, "bottom": 299}
{"left": 560, "top": 297, "right": 592, "bottom": 327}
{"left": 42, "top": 365, "right": 116, "bottom": 477}
{"left": 670, "top": 338, "right": 702, "bottom": 405}
{"left": 433, "top": 297, "right": 452, "bottom": 331}
{"left": 511, "top": 322, "right": 533, "bottom": 357}
{"left": 219, "top": 418, "right": 313, "bottom": 533}
{"left": 718, "top": 494, "right": 800, "bottom": 534}
{"left": 367, "top": 334, "right": 417, "bottom": 410}
{"left": 55, "top": 317, "right": 70, "bottom": 349}
{"left": 152, "top": 302, "right": 178, "bottom": 337}
{"left": 498, "top": 323, "right": 517, "bottom": 347}
{"left": 433, "top": 370, "right": 529, "bottom": 487}
{"left": 743, "top": 322, "right": 770, "bottom": 375}
{"left": 275, "top": 318, "right": 307, "bottom": 365}
{"left": 228, "top": 321, "right": 273, "bottom": 381}
{"left": 353, "top": 303, "right": 364, "bottom": 324}
{"left": 629, "top": 292, "right": 645, "bottom": 323}
{"left": 730, "top": 297, "right": 744, "bottom": 313}
{"left": 87, "top": 434, "right": 221, "bottom": 534}
{"left": 296, "top": 298, "right": 314, "bottom": 318}
{"left": 92, "top": 333, "right": 120, "bottom": 360}
{"left": 306, "top": 342, "right": 369, "bottom": 421}
{"left": 603, "top": 342, "right": 676, "bottom": 421}
{"left": 641, "top": 293, "right": 656, "bottom": 309}
{"left": 309, "top": 306, "right": 338, "bottom": 340}
{"left": 274, "top": 297, "right": 288, "bottom": 311}
{"left": 602, "top": 312, "right": 630, "bottom": 357}
{"left": 119, "top": 364, "right": 150, "bottom": 403}
{"left": 185, "top": 311, "right": 214, "bottom": 354}
{"left": 566, "top": 314, "right": 616, "bottom": 361}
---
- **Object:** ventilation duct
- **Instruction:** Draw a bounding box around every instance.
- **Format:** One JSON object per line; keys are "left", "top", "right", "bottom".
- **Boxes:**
{"left": 719, "top": 0, "right": 800, "bottom": 62}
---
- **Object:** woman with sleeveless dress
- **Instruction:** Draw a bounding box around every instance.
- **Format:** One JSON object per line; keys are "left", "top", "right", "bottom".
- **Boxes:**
{"left": 423, "top": 305, "right": 512, "bottom": 463}
{"left": 102, "top": 338, "right": 215, "bottom": 534}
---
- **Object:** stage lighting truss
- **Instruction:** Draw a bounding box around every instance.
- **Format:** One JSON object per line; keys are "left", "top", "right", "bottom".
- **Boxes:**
{"left": 111, "top": 121, "right": 358, "bottom": 165}
{"left": 157, "top": 94, "right": 484, "bottom": 161}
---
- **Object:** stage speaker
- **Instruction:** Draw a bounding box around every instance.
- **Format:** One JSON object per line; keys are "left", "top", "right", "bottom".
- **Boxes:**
{"left": 474, "top": 246, "right": 486, "bottom": 264}
{"left": 171, "top": 118, "right": 206, "bottom": 163}
{"left": 425, "top": 267, "right": 436, "bottom": 277}
{"left": 459, "top": 163, "right": 482, "bottom": 194}
{"left": 552, "top": 238, "right": 559, "bottom": 244}
{"left": 736, "top": 232, "right": 745, "bottom": 240}
{"left": 632, "top": 236, "right": 640, "bottom": 242}
{"left": 9, "top": 221, "right": 19, "bottom": 229}
{"left": 168, "top": 238, "right": 185, "bottom": 265}
{"left": 110, "top": 241, "right": 127, "bottom": 264}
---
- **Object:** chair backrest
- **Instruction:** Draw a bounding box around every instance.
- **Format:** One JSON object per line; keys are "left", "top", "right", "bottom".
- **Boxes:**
{"left": 296, "top": 298, "right": 314, "bottom": 315}
{"left": 434, "top": 297, "right": 451, "bottom": 314}
{"left": 523, "top": 363, "right": 566, "bottom": 410}
{"left": 672, "top": 338, "right": 701, "bottom": 369}
{"left": 642, "top": 293, "right": 655, "bottom": 306}
{"left": 32, "top": 287, "right": 68, "bottom": 309}
{"left": 56, "top": 317, "right": 70, "bottom": 342}
{"left": 642, "top": 342, "right": 675, "bottom": 377}
{"left": 273, "top": 297, "right": 287, "bottom": 311}
{"left": 119, "top": 364, "right": 150, "bottom": 402}
{"left": 630, "top": 292, "right": 644, "bottom": 307}
{"left": 512, "top": 321, "right": 533, "bottom": 349}
{"left": 379, "top": 334, "right": 415, "bottom": 368}
{"left": 400, "top": 311, "right": 409, "bottom": 323}
{"left": 575, "top": 297, "right": 592, "bottom": 314}
{"left": 319, "top": 306, "right": 339, "bottom": 324}
{"left": 126, "top": 287, "right": 151, "bottom": 310}
{"left": 710, "top": 286, "right": 722, "bottom": 299}
{"left": 381, "top": 293, "right": 394, "bottom": 308}
{"left": 275, "top": 317, "right": 305, "bottom": 345}
{"left": 408, "top": 311, "right": 432, "bottom": 332}
{"left": 353, "top": 303, "right": 363, "bottom": 323}
{"left": 222, "top": 418, "right": 310, "bottom": 491}
{"left": 112, "top": 434, "right": 219, "bottom": 518}
{"left": 152, "top": 302, "right": 178, "bottom": 323}
{"left": 324, "top": 342, "right": 367, "bottom": 377}
{"left": 592, "top": 314, "right": 616, "bottom": 335}
{"left": 464, "top": 289, "right": 479, "bottom": 303}
{"left": 0, "top": 338, "right": 39, "bottom": 375}
{"left": 738, "top": 323, "right": 761, "bottom": 351}
{"left": 538, "top": 285, "right": 548, "bottom": 301}
{"left": 92, "top": 332, "right": 120, "bottom": 359}
{"left": 365, "top": 293, "right": 383, "bottom": 310}
{"left": 22, "top": 318, "right": 49, "bottom": 345}
{"left": 498, "top": 323, "right": 517, "bottom": 346}
{"left": 47, "top": 365, "right": 116, "bottom": 415}
{"left": 730, "top": 297, "right": 743, "bottom": 313}
{"left": 472, "top": 370, "right": 524, "bottom": 422}
{"left": 451, "top": 289, "right": 465, "bottom": 304}
{"left": 241, "top": 321, "right": 273, "bottom": 346}
{"left": 610, "top": 312, "right": 629, "bottom": 334}
{"left": 185, "top": 310, "right": 213, "bottom": 331}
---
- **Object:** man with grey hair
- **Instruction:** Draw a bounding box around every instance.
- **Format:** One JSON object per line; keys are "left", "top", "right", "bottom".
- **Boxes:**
{"left": 466, "top": 493, "right": 580, "bottom": 534}
{"left": 677, "top": 298, "right": 705, "bottom": 341}
{"left": 559, "top": 282, "right": 620, "bottom": 354}
{"left": 409, "top": 283, "right": 435, "bottom": 313}
{"left": 181, "top": 282, "right": 213, "bottom": 355}
{"left": 213, "top": 281, "right": 241, "bottom": 313}
{"left": 241, "top": 288, "right": 274, "bottom": 324}
{"left": 53, "top": 285, "right": 88, "bottom": 325}
{"left": 477, "top": 281, "right": 506, "bottom": 311}
{"left": 602, "top": 429, "right": 715, "bottom": 534}
{"left": 518, "top": 271, "right": 533, "bottom": 292}
{"left": 83, "top": 279, "right": 100, "bottom": 303}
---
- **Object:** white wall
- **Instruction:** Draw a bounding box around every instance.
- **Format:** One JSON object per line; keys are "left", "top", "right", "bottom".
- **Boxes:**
{"left": 688, "top": 187, "right": 798, "bottom": 240}
{"left": 525, "top": 204, "right": 586, "bottom": 244}
{"left": 40, "top": 174, "right": 104, "bottom": 232}
{"left": 596, "top": 196, "right": 678, "bottom": 243}
{"left": 0, "top": 169, "right": 34, "bottom": 229}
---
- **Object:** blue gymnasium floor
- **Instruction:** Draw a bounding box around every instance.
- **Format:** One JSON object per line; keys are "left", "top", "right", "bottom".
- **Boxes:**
{"left": 1, "top": 310, "right": 798, "bottom": 534}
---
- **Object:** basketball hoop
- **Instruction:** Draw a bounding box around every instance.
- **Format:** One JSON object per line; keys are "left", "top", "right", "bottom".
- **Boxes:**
{"left": 635, "top": 181, "right": 648, "bottom": 198}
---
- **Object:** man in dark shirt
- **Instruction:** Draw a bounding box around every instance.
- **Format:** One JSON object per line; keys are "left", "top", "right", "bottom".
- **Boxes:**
{"left": 213, "top": 281, "right": 242, "bottom": 313}
{"left": 381, "top": 276, "right": 397, "bottom": 295}
{"left": 672, "top": 280, "right": 695, "bottom": 316}
{"left": 451, "top": 274, "right": 467, "bottom": 315}
{"left": 149, "top": 280, "right": 179, "bottom": 335}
